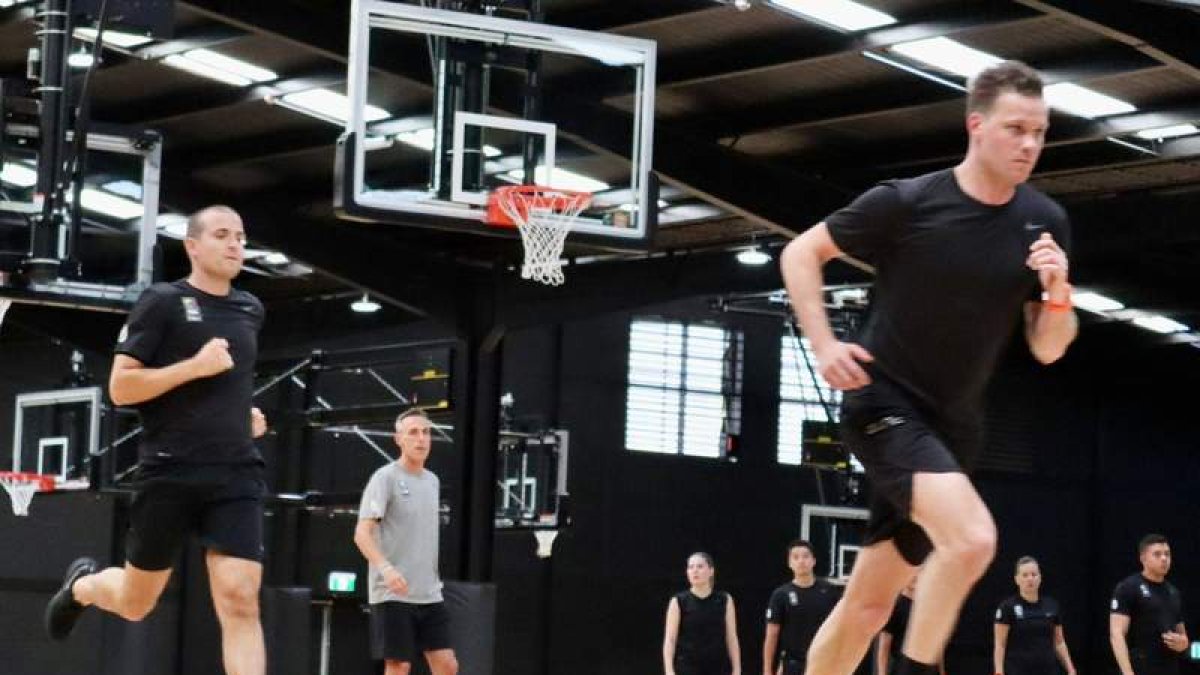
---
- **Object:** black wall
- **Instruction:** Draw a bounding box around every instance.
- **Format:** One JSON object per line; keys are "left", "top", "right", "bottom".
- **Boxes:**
{"left": 491, "top": 299, "right": 1200, "bottom": 675}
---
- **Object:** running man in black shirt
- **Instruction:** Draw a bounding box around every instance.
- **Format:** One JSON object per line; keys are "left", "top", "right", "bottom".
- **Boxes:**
{"left": 44, "top": 206, "right": 269, "bottom": 675}
{"left": 994, "top": 556, "right": 1077, "bottom": 675}
{"left": 663, "top": 552, "right": 742, "bottom": 675}
{"left": 1111, "top": 534, "right": 1188, "bottom": 675}
{"left": 781, "top": 61, "right": 1077, "bottom": 675}
{"left": 763, "top": 540, "right": 840, "bottom": 675}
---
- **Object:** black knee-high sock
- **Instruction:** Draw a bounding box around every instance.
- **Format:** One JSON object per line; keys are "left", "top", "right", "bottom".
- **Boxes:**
{"left": 895, "top": 654, "right": 939, "bottom": 675}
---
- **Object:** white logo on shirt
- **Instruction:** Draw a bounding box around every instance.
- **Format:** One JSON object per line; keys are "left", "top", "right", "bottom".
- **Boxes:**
{"left": 182, "top": 297, "right": 203, "bottom": 322}
{"left": 117, "top": 324, "right": 129, "bottom": 343}
{"left": 1140, "top": 584, "right": 1151, "bottom": 598}
{"left": 1112, "top": 598, "right": 1119, "bottom": 611}
{"left": 766, "top": 609, "right": 773, "bottom": 619}
{"left": 1014, "top": 605, "right": 1024, "bottom": 619}
{"left": 788, "top": 591, "right": 799, "bottom": 606}
{"left": 995, "top": 608, "right": 1003, "bottom": 620}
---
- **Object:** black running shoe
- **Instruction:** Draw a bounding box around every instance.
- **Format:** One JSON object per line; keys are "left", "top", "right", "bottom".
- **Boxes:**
{"left": 45, "top": 557, "right": 97, "bottom": 640}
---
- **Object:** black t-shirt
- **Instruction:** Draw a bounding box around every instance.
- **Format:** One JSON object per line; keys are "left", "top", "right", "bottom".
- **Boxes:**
{"left": 995, "top": 595, "right": 1061, "bottom": 669}
{"left": 1112, "top": 574, "right": 1185, "bottom": 665}
{"left": 882, "top": 594, "right": 912, "bottom": 657}
{"left": 675, "top": 590, "right": 731, "bottom": 670}
{"left": 766, "top": 579, "right": 841, "bottom": 662}
{"left": 115, "top": 280, "right": 264, "bottom": 464}
{"left": 825, "top": 168, "right": 1070, "bottom": 427}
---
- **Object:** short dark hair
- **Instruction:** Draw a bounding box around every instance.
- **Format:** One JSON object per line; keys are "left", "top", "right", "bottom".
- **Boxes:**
{"left": 788, "top": 539, "right": 815, "bottom": 557}
{"left": 1014, "top": 555, "right": 1038, "bottom": 574}
{"left": 395, "top": 407, "right": 430, "bottom": 428}
{"left": 186, "top": 205, "right": 239, "bottom": 239}
{"left": 1139, "top": 533, "right": 1169, "bottom": 554}
{"left": 967, "top": 60, "right": 1043, "bottom": 115}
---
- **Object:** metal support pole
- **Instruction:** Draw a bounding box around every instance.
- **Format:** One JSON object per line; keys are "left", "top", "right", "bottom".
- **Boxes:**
{"left": 28, "top": 0, "right": 71, "bottom": 279}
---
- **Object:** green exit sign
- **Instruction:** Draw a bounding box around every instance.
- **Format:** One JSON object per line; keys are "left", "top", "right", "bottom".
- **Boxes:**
{"left": 1190, "top": 641, "right": 1200, "bottom": 661}
{"left": 327, "top": 571, "right": 357, "bottom": 594}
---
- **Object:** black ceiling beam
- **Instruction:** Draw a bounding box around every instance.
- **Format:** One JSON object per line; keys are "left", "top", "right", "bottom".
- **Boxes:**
{"left": 546, "top": 96, "right": 854, "bottom": 239}
{"left": 547, "top": 1, "right": 719, "bottom": 32}
{"left": 1016, "top": 0, "right": 1200, "bottom": 80}
{"left": 696, "top": 45, "right": 1157, "bottom": 140}
{"left": 180, "top": 0, "right": 435, "bottom": 91}
{"left": 1034, "top": 133, "right": 1200, "bottom": 176}
{"left": 813, "top": 98, "right": 1200, "bottom": 177}
{"left": 97, "top": 68, "right": 345, "bottom": 125}
{"left": 629, "top": 4, "right": 1039, "bottom": 99}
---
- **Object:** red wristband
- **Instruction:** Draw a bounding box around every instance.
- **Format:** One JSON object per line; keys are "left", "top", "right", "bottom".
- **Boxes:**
{"left": 1043, "top": 284, "right": 1072, "bottom": 312}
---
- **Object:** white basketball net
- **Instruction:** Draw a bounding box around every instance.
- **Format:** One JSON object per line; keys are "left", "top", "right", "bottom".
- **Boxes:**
{"left": 1, "top": 475, "right": 40, "bottom": 517}
{"left": 533, "top": 529, "right": 560, "bottom": 559}
{"left": 495, "top": 188, "right": 592, "bottom": 286}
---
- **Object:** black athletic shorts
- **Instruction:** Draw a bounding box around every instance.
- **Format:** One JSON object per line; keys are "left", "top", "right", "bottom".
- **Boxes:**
{"left": 780, "top": 656, "right": 806, "bottom": 675}
{"left": 1130, "top": 652, "right": 1180, "bottom": 675}
{"left": 125, "top": 462, "right": 266, "bottom": 571}
{"left": 1004, "top": 655, "right": 1060, "bottom": 675}
{"left": 839, "top": 375, "right": 982, "bottom": 565}
{"left": 370, "top": 601, "right": 453, "bottom": 662}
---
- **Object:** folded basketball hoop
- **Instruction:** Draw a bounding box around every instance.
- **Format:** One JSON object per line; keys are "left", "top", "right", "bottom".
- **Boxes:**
{"left": 487, "top": 185, "right": 592, "bottom": 286}
{"left": 0, "top": 471, "right": 55, "bottom": 517}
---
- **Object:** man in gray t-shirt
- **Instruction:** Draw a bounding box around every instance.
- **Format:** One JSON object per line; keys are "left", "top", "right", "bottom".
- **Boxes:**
{"left": 354, "top": 409, "right": 458, "bottom": 675}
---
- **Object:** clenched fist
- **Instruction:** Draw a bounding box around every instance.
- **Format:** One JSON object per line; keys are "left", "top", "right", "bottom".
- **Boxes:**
{"left": 191, "top": 338, "right": 234, "bottom": 378}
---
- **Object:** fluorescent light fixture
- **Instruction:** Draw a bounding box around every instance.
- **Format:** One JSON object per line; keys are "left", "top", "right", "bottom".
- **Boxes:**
{"left": 162, "top": 50, "right": 277, "bottom": 87}
{"left": 261, "top": 252, "right": 290, "bottom": 266}
{"left": 182, "top": 48, "right": 277, "bottom": 83}
{"left": 396, "top": 127, "right": 500, "bottom": 157}
{"left": 502, "top": 166, "right": 610, "bottom": 192}
{"left": 736, "top": 247, "right": 771, "bottom": 266}
{"left": 156, "top": 213, "right": 189, "bottom": 238}
{"left": 1106, "top": 136, "right": 1159, "bottom": 156}
{"left": 1, "top": 162, "right": 37, "bottom": 188}
{"left": 1072, "top": 291, "right": 1124, "bottom": 314}
{"left": 889, "top": 37, "right": 1001, "bottom": 79}
{"left": 163, "top": 54, "right": 252, "bottom": 87}
{"left": 74, "top": 27, "right": 153, "bottom": 49}
{"left": 80, "top": 187, "right": 143, "bottom": 220}
{"left": 768, "top": 0, "right": 897, "bottom": 31}
{"left": 1044, "top": 82, "right": 1135, "bottom": 119}
{"left": 1134, "top": 124, "right": 1200, "bottom": 140}
{"left": 279, "top": 89, "right": 390, "bottom": 125}
{"left": 1132, "top": 315, "right": 1189, "bottom": 334}
{"left": 101, "top": 179, "right": 143, "bottom": 200}
{"left": 351, "top": 294, "right": 381, "bottom": 313}
{"left": 68, "top": 49, "right": 95, "bottom": 69}
{"left": 862, "top": 50, "right": 967, "bottom": 92}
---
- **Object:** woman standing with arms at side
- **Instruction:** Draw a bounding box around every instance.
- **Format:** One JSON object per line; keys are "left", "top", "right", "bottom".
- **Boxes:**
{"left": 664, "top": 552, "right": 742, "bottom": 675}
{"left": 994, "top": 556, "right": 1078, "bottom": 675}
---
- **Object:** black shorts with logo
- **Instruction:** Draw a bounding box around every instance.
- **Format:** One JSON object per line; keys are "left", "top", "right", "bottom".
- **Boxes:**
{"left": 839, "top": 375, "right": 982, "bottom": 565}
{"left": 125, "top": 462, "right": 266, "bottom": 570}
{"left": 371, "top": 601, "right": 453, "bottom": 662}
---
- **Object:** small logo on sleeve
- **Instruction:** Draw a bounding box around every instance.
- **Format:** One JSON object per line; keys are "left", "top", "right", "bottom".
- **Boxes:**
{"left": 117, "top": 324, "right": 129, "bottom": 343}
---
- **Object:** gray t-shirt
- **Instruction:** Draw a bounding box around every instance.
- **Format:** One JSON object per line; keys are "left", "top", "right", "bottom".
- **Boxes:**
{"left": 358, "top": 462, "right": 443, "bottom": 604}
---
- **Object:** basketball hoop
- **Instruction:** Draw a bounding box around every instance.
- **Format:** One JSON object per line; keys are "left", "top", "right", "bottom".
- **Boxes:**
{"left": 0, "top": 471, "right": 55, "bottom": 517}
{"left": 487, "top": 185, "right": 592, "bottom": 286}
